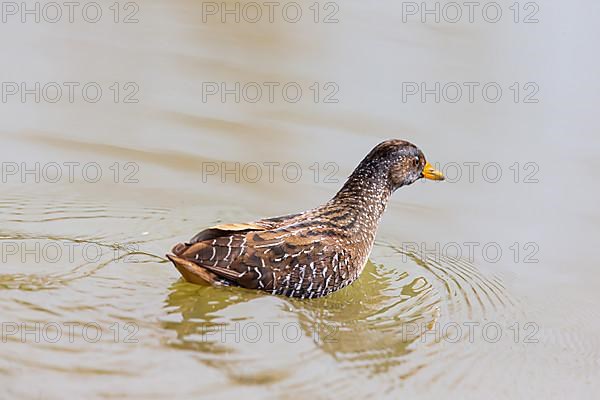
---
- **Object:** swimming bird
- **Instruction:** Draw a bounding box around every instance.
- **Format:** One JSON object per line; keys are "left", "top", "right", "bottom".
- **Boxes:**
{"left": 167, "top": 139, "right": 444, "bottom": 299}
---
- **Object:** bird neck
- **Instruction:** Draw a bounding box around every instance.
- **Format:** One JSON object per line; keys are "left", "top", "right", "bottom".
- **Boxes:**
{"left": 325, "top": 165, "right": 393, "bottom": 233}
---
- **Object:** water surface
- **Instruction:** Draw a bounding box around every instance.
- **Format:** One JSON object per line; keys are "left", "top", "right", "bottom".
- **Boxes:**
{"left": 1, "top": 0, "right": 599, "bottom": 398}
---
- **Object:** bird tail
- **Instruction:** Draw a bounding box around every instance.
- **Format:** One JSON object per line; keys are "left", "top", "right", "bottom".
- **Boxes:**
{"left": 166, "top": 243, "right": 221, "bottom": 285}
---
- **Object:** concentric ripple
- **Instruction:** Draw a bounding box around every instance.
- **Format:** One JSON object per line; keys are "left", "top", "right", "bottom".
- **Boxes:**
{"left": 159, "top": 235, "right": 522, "bottom": 398}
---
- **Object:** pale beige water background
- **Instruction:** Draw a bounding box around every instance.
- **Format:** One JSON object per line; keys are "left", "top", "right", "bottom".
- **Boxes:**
{"left": 1, "top": 0, "right": 599, "bottom": 399}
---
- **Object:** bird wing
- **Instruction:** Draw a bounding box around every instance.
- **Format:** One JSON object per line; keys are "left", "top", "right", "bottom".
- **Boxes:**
{"left": 185, "top": 212, "right": 305, "bottom": 245}
{"left": 172, "top": 221, "right": 352, "bottom": 297}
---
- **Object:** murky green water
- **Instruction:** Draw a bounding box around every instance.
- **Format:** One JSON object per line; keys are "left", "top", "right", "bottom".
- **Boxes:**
{"left": 1, "top": 0, "right": 599, "bottom": 398}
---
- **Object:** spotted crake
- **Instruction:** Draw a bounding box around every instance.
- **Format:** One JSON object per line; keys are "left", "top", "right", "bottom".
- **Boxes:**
{"left": 167, "top": 140, "right": 444, "bottom": 299}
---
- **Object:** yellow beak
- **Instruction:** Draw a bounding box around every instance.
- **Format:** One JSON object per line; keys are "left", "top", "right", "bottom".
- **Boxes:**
{"left": 422, "top": 162, "right": 445, "bottom": 181}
